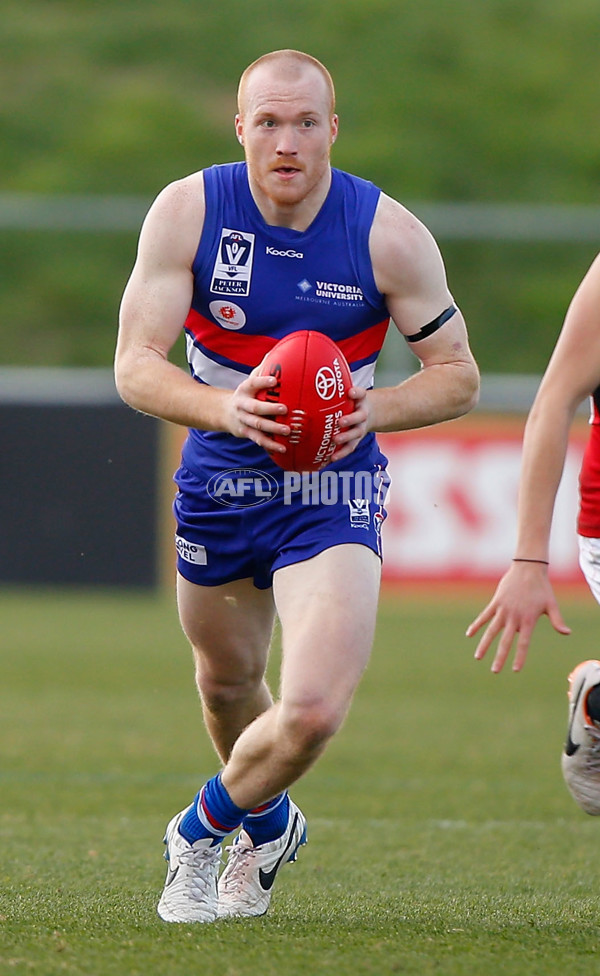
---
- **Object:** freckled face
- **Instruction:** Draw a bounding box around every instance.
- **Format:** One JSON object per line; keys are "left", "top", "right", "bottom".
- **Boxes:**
{"left": 235, "top": 62, "right": 338, "bottom": 218}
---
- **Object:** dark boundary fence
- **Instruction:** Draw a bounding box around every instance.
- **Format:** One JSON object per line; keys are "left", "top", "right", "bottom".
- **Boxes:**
{"left": 0, "top": 371, "right": 160, "bottom": 586}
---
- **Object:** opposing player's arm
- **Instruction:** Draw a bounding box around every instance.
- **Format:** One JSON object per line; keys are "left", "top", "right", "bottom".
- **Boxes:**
{"left": 529, "top": 251, "right": 600, "bottom": 413}
{"left": 115, "top": 173, "right": 289, "bottom": 449}
{"left": 366, "top": 194, "right": 479, "bottom": 433}
{"left": 510, "top": 251, "right": 600, "bottom": 561}
{"left": 467, "top": 252, "right": 600, "bottom": 672}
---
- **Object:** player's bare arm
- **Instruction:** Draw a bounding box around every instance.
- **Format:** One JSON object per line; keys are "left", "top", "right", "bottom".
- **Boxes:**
{"left": 115, "top": 173, "right": 290, "bottom": 451}
{"left": 364, "top": 193, "right": 479, "bottom": 433}
{"left": 333, "top": 196, "right": 479, "bottom": 461}
{"left": 466, "top": 253, "right": 600, "bottom": 672}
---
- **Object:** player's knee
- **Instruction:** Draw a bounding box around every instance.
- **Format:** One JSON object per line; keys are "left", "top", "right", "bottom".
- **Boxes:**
{"left": 280, "top": 699, "right": 344, "bottom": 756}
{"left": 195, "top": 662, "right": 264, "bottom": 713}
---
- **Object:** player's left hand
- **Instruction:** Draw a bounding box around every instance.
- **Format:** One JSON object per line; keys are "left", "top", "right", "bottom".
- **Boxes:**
{"left": 466, "top": 561, "right": 571, "bottom": 672}
{"left": 225, "top": 371, "right": 290, "bottom": 454}
{"left": 330, "top": 387, "right": 369, "bottom": 462}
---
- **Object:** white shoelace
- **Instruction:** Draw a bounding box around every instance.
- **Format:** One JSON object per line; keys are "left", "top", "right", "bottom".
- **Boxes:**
{"left": 220, "top": 843, "right": 257, "bottom": 893}
{"left": 178, "top": 847, "right": 221, "bottom": 900}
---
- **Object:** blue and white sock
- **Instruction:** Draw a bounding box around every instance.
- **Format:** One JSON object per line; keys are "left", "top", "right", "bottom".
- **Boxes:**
{"left": 243, "top": 792, "right": 290, "bottom": 847}
{"left": 178, "top": 774, "right": 249, "bottom": 846}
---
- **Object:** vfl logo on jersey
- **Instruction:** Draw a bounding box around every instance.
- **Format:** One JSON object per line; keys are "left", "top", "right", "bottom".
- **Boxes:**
{"left": 211, "top": 229, "right": 255, "bottom": 296}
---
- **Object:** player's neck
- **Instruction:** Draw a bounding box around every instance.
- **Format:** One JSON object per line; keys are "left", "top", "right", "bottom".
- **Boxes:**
{"left": 248, "top": 170, "right": 332, "bottom": 231}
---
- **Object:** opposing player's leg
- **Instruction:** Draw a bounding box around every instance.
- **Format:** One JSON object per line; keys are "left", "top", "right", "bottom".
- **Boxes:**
{"left": 217, "top": 543, "right": 381, "bottom": 917}
{"left": 561, "top": 658, "right": 600, "bottom": 815}
{"left": 158, "top": 575, "right": 276, "bottom": 923}
{"left": 559, "top": 538, "right": 600, "bottom": 815}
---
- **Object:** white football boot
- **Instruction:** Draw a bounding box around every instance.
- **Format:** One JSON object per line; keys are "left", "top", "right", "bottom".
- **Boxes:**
{"left": 561, "top": 659, "right": 600, "bottom": 815}
{"left": 157, "top": 807, "right": 222, "bottom": 923}
{"left": 217, "top": 799, "right": 307, "bottom": 918}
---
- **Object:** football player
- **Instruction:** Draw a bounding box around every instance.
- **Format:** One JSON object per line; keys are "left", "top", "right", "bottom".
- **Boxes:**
{"left": 466, "top": 253, "right": 600, "bottom": 813}
{"left": 115, "top": 49, "right": 479, "bottom": 922}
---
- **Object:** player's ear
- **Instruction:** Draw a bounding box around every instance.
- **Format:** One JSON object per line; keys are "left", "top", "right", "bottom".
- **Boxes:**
{"left": 331, "top": 115, "right": 339, "bottom": 144}
{"left": 234, "top": 115, "right": 244, "bottom": 146}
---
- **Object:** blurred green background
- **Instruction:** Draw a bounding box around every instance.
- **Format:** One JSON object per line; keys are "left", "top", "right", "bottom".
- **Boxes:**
{"left": 2, "top": 0, "right": 599, "bottom": 373}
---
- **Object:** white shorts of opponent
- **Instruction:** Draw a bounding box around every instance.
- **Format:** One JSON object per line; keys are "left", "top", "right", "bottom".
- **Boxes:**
{"left": 578, "top": 534, "right": 600, "bottom": 605}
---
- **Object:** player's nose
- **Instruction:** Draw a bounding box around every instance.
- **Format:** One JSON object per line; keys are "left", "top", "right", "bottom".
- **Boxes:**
{"left": 276, "top": 125, "right": 298, "bottom": 155}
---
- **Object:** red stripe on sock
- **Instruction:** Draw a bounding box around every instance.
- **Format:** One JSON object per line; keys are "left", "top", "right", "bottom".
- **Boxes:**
{"left": 200, "top": 790, "right": 229, "bottom": 833}
{"left": 248, "top": 792, "right": 286, "bottom": 816}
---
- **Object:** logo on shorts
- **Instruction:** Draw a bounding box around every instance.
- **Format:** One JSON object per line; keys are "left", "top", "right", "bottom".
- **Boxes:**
{"left": 207, "top": 468, "right": 279, "bottom": 507}
{"left": 175, "top": 536, "right": 208, "bottom": 565}
{"left": 210, "top": 229, "right": 255, "bottom": 296}
{"left": 348, "top": 498, "right": 370, "bottom": 528}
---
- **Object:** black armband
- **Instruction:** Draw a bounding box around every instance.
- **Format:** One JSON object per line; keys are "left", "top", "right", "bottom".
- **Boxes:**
{"left": 404, "top": 304, "right": 457, "bottom": 343}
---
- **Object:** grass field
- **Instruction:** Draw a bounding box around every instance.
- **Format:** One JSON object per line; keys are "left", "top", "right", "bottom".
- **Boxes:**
{"left": 1, "top": 586, "right": 599, "bottom": 975}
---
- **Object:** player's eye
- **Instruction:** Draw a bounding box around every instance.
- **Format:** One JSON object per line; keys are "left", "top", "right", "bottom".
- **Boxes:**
{"left": 261, "top": 119, "right": 277, "bottom": 128}
{"left": 300, "top": 120, "right": 316, "bottom": 128}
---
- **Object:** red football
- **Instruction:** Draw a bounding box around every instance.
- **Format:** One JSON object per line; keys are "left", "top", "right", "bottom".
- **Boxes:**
{"left": 256, "top": 331, "right": 354, "bottom": 472}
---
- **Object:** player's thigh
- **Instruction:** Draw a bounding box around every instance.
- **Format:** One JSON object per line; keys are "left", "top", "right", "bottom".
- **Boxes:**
{"left": 177, "top": 573, "right": 276, "bottom": 679}
{"left": 273, "top": 544, "right": 381, "bottom": 708}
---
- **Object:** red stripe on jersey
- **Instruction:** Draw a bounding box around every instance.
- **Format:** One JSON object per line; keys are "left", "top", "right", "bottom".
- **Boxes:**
{"left": 185, "top": 309, "right": 278, "bottom": 368}
{"left": 337, "top": 318, "right": 390, "bottom": 366}
{"left": 185, "top": 309, "right": 390, "bottom": 370}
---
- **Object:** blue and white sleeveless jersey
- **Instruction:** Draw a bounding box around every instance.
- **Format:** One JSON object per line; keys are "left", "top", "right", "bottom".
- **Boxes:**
{"left": 181, "top": 161, "right": 390, "bottom": 477}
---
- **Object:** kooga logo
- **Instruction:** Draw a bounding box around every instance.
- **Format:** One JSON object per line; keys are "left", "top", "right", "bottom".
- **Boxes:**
{"left": 265, "top": 246, "right": 303, "bottom": 259}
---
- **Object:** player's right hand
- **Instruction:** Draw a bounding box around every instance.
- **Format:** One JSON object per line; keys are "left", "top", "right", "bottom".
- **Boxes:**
{"left": 225, "top": 372, "right": 290, "bottom": 453}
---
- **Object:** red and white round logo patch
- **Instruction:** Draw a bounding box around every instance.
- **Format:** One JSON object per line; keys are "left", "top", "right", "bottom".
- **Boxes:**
{"left": 209, "top": 300, "right": 246, "bottom": 330}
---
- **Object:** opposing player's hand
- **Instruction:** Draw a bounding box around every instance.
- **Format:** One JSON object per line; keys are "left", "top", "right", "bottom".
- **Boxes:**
{"left": 331, "top": 387, "right": 369, "bottom": 461}
{"left": 225, "top": 372, "right": 290, "bottom": 454}
{"left": 465, "top": 562, "right": 571, "bottom": 672}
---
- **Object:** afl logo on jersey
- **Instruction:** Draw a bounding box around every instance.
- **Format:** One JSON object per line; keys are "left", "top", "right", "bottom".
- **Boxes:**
{"left": 210, "top": 228, "right": 255, "bottom": 297}
{"left": 209, "top": 301, "right": 246, "bottom": 330}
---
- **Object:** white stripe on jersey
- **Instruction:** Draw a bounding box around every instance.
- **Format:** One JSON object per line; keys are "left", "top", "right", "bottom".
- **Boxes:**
{"left": 186, "top": 335, "right": 376, "bottom": 392}
{"left": 351, "top": 362, "right": 376, "bottom": 390}
{"left": 186, "top": 337, "right": 249, "bottom": 390}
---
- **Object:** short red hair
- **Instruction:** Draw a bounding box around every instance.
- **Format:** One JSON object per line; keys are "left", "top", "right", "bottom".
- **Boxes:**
{"left": 237, "top": 49, "right": 336, "bottom": 116}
